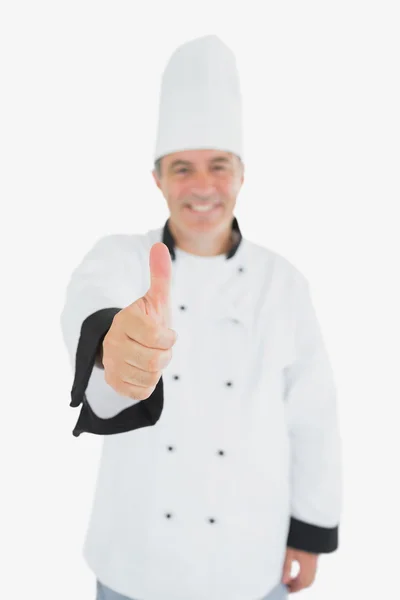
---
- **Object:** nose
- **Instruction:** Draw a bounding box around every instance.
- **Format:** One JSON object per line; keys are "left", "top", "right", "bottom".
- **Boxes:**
{"left": 191, "top": 172, "right": 216, "bottom": 198}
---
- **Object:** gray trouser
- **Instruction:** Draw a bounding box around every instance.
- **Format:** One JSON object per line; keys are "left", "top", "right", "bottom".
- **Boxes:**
{"left": 96, "top": 579, "right": 289, "bottom": 600}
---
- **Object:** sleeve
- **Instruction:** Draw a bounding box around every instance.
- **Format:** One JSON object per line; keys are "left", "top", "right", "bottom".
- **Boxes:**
{"left": 59, "top": 235, "right": 164, "bottom": 437}
{"left": 284, "top": 272, "right": 343, "bottom": 554}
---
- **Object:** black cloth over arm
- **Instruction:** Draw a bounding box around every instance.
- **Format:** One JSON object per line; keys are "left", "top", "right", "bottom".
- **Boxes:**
{"left": 70, "top": 307, "right": 164, "bottom": 437}
{"left": 287, "top": 516, "right": 339, "bottom": 554}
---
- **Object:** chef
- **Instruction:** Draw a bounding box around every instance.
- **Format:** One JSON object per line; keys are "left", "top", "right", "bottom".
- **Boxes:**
{"left": 60, "top": 34, "right": 342, "bottom": 600}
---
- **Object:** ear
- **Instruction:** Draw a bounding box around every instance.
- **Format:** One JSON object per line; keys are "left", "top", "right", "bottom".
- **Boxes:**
{"left": 240, "top": 161, "right": 245, "bottom": 185}
{"left": 152, "top": 169, "right": 162, "bottom": 190}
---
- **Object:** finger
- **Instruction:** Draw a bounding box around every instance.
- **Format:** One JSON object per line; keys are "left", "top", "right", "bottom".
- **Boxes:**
{"left": 288, "top": 569, "right": 315, "bottom": 593}
{"left": 121, "top": 364, "right": 161, "bottom": 389}
{"left": 118, "top": 305, "right": 177, "bottom": 349}
{"left": 287, "top": 574, "right": 304, "bottom": 593}
{"left": 119, "top": 336, "right": 172, "bottom": 372}
{"left": 115, "top": 380, "right": 158, "bottom": 402}
{"left": 281, "top": 555, "right": 293, "bottom": 585}
{"left": 147, "top": 242, "right": 172, "bottom": 324}
{"left": 103, "top": 361, "right": 161, "bottom": 396}
{"left": 126, "top": 321, "right": 176, "bottom": 350}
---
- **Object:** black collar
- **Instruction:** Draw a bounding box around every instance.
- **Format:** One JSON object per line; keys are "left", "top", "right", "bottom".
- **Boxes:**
{"left": 162, "top": 217, "right": 243, "bottom": 261}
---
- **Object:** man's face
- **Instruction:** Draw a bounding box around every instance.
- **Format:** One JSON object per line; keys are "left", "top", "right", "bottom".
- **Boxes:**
{"left": 152, "top": 149, "right": 244, "bottom": 235}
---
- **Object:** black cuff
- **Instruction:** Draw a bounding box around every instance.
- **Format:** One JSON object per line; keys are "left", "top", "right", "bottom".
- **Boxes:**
{"left": 70, "top": 307, "right": 121, "bottom": 408}
{"left": 72, "top": 376, "right": 164, "bottom": 437}
{"left": 69, "top": 307, "right": 164, "bottom": 437}
{"left": 287, "top": 516, "right": 339, "bottom": 554}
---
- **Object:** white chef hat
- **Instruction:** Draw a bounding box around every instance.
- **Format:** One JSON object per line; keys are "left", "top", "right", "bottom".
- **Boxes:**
{"left": 154, "top": 34, "right": 243, "bottom": 163}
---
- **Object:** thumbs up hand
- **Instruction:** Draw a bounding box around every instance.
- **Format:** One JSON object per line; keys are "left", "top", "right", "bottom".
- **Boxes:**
{"left": 101, "top": 243, "right": 178, "bottom": 402}
{"left": 139, "top": 241, "right": 173, "bottom": 328}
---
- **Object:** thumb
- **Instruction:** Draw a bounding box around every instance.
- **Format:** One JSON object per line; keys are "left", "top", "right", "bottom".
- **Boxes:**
{"left": 281, "top": 551, "right": 293, "bottom": 585}
{"left": 145, "top": 242, "right": 172, "bottom": 325}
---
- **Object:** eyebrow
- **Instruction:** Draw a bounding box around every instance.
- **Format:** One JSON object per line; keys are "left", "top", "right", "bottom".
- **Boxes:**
{"left": 168, "top": 160, "right": 191, "bottom": 170}
{"left": 168, "top": 156, "right": 231, "bottom": 171}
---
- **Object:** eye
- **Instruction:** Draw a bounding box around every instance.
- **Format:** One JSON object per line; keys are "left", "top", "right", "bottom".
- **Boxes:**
{"left": 176, "top": 168, "right": 189, "bottom": 174}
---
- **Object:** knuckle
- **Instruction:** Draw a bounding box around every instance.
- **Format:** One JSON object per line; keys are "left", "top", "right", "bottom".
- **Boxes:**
{"left": 151, "top": 348, "right": 172, "bottom": 372}
{"left": 147, "top": 350, "right": 162, "bottom": 372}
{"left": 135, "top": 371, "right": 146, "bottom": 387}
{"left": 147, "top": 325, "right": 161, "bottom": 347}
{"left": 165, "top": 348, "right": 173, "bottom": 364}
{"left": 148, "top": 372, "right": 160, "bottom": 387}
{"left": 145, "top": 385, "right": 156, "bottom": 398}
{"left": 131, "top": 366, "right": 153, "bottom": 388}
{"left": 127, "top": 389, "right": 140, "bottom": 401}
{"left": 129, "top": 387, "right": 149, "bottom": 401}
{"left": 111, "top": 310, "right": 123, "bottom": 328}
{"left": 160, "top": 331, "right": 174, "bottom": 349}
{"left": 167, "top": 331, "right": 177, "bottom": 348}
{"left": 103, "top": 334, "right": 117, "bottom": 355}
{"left": 102, "top": 334, "right": 111, "bottom": 351}
{"left": 111, "top": 310, "right": 120, "bottom": 323}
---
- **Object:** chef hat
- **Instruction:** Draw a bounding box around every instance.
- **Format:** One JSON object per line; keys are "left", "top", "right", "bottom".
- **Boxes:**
{"left": 154, "top": 34, "right": 243, "bottom": 163}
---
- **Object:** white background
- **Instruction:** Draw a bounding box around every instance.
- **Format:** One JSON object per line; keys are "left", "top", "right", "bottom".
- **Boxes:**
{"left": 1, "top": 1, "right": 399, "bottom": 599}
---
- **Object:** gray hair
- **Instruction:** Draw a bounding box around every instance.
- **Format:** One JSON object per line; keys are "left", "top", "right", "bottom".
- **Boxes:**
{"left": 154, "top": 157, "right": 162, "bottom": 178}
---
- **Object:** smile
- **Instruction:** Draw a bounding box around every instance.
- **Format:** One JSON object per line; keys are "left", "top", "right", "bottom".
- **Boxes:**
{"left": 186, "top": 203, "right": 222, "bottom": 213}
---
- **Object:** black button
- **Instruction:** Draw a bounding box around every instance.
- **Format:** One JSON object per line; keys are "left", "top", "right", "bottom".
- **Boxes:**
{"left": 167, "top": 446, "right": 175, "bottom": 452}
{"left": 217, "top": 450, "right": 225, "bottom": 456}
{"left": 208, "top": 517, "right": 216, "bottom": 524}
{"left": 238, "top": 266, "right": 245, "bottom": 273}
{"left": 231, "top": 318, "right": 239, "bottom": 324}
{"left": 173, "top": 374, "right": 180, "bottom": 380}
{"left": 165, "top": 512, "right": 173, "bottom": 519}
{"left": 226, "top": 381, "right": 233, "bottom": 387}
{"left": 179, "top": 305, "right": 186, "bottom": 311}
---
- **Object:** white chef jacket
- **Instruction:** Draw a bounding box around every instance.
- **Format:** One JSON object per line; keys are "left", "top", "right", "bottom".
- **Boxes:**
{"left": 60, "top": 217, "right": 342, "bottom": 600}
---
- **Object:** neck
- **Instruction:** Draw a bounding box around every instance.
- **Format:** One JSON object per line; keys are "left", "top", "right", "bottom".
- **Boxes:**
{"left": 169, "top": 220, "right": 235, "bottom": 257}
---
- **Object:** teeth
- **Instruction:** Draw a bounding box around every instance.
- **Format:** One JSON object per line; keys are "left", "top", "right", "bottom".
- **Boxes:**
{"left": 190, "top": 204, "right": 214, "bottom": 212}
